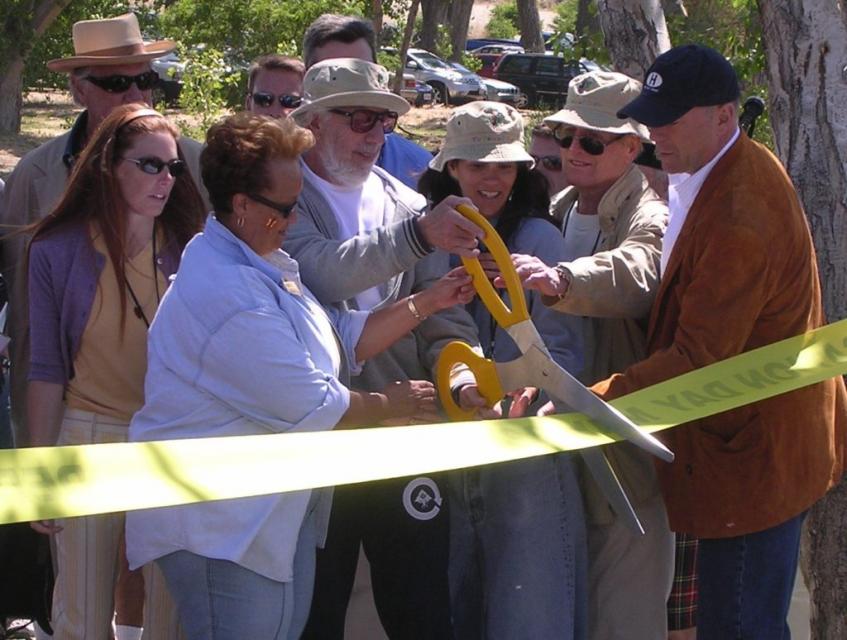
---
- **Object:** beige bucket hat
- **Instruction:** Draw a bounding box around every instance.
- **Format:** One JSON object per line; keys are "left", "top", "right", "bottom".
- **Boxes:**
{"left": 544, "top": 71, "right": 650, "bottom": 141}
{"left": 429, "top": 101, "right": 534, "bottom": 172}
{"left": 47, "top": 13, "right": 175, "bottom": 72}
{"left": 289, "top": 58, "right": 410, "bottom": 126}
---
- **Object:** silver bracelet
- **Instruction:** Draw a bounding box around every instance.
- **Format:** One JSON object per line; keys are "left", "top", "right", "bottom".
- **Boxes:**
{"left": 407, "top": 294, "right": 425, "bottom": 321}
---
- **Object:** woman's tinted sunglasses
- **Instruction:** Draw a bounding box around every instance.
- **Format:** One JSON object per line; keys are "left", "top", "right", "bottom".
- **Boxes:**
{"left": 122, "top": 157, "right": 186, "bottom": 177}
{"left": 247, "top": 193, "right": 297, "bottom": 218}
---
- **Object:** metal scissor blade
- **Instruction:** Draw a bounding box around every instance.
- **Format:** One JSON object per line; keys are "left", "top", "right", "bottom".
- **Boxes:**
{"left": 580, "top": 448, "right": 644, "bottom": 535}
{"left": 523, "top": 347, "right": 674, "bottom": 463}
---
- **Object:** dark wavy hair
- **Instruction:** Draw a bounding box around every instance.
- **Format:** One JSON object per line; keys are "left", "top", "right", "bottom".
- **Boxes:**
{"left": 201, "top": 112, "right": 314, "bottom": 217}
{"left": 417, "top": 161, "right": 552, "bottom": 247}
{"left": 29, "top": 103, "right": 205, "bottom": 329}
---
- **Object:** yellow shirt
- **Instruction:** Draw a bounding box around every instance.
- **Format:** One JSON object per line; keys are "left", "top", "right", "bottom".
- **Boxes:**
{"left": 65, "top": 227, "right": 167, "bottom": 422}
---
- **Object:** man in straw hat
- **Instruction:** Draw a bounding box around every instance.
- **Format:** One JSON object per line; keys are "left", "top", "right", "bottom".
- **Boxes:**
{"left": 285, "top": 57, "right": 482, "bottom": 639}
{"left": 511, "top": 70, "right": 673, "bottom": 639}
{"left": 556, "top": 45, "right": 844, "bottom": 638}
{"left": 0, "top": 13, "right": 199, "bottom": 640}
{"left": 0, "top": 12, "right": 205, "bottom": 446}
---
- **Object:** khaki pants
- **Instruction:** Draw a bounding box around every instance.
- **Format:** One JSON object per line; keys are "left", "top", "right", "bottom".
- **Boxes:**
{"left": 51, "top": 408, "right": 182, "bottom": 640}
{"left": 587, "top": 492, "right": 675, "bottom": 640}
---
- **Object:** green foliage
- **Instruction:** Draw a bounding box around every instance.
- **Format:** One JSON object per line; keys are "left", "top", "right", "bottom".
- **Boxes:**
{"left": 460, "top": 53, "right": 482, "bottom": 73}
{"left": 171, "top": 44, "right": 240, "bottom": 140}
{"left": 549, "top": 0, "right": 609, "bottom": 66}
{"left": 487, "top": 1, "right": 519, "bottom": 40}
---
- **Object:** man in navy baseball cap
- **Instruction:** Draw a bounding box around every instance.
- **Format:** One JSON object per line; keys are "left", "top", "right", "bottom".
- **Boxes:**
{"left": 617, "top": 44, "right": 740, "bottom": 128}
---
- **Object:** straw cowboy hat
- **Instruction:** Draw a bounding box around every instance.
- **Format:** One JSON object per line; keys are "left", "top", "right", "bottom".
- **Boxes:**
{"left": 429, "top": 101, "right": 535, "bottom": 172}
{"left": 47, "top": 13, "right": 176, "bottom": 72}
{"left": 290, "top": 58, "right": 409, "bottom": 126}
{"left": 544, "top": 71, "right": 650, "bottom": 141}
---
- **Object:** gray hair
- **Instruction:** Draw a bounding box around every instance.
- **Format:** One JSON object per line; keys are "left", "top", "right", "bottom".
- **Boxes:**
{"left": 302, "top": 14, "right": 376, "bottom": 68}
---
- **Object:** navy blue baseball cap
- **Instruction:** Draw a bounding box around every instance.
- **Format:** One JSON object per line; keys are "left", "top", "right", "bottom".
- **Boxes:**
{"left": 617, "top": 44, "right": 740, "bottom": 127}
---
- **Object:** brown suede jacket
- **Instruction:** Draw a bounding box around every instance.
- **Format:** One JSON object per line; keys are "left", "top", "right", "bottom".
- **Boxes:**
{"left": 592, "top": 133, "right": 846, "bottom": 538}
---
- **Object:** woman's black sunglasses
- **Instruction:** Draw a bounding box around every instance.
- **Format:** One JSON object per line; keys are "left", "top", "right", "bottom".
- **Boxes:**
{"left": 122, "top": 157, "right": 186, "bottom": 177}
{"left": 555, "top": 127, "right": 625, "bottom": 156}
{"left": 329, "top": 109, "right": 399, "bottom": 134}
{"left": 251, "top": 92, "right": 303, "bottom": 109}
{"left": 247, "top": 193, "right": 297, "bottom": 218}
{"left": 84, "top": 71, "right": 159, "bottom": 94}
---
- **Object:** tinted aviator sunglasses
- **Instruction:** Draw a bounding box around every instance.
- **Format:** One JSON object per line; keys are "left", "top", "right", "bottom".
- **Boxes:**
{"left": 247, "top": 193, "right": 297, "bottom": 218}
{"left": 83, "top": 71, "right": 159, "bottom": 93}
{"left": 329, "top": 109, "right": 399, "bottom": 134}
{"left": 531, "top": 154, "right": 562, "bottom": 171}
{"left": 122, "top": 156, "right": 186, "bottom": 177}
{"left": 555, "top": 127, "right": 625, "bottom": 156}
{"left": 251, "top": 92, "right": 303, "bottom": 109}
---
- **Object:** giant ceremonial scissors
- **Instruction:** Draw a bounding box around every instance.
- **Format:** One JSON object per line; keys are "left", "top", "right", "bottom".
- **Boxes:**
{"left": 436, "top": 204, "right": 674, "bottom": 533}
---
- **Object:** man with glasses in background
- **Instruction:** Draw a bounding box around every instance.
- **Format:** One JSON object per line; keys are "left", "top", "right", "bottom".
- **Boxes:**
{"left": 286, "top": 57, "right": 482, "bottom": 639}
{"left": 0, "top": 15, "right": 204, "bottom": 639}
{"left": 245, "top": 54, "right": 305, "bottom": 119}
{"left": 529, "top": 123, "right": 569, "bottom": 195}
{"left": 511, "top": 71, "right": 673, "bottom": 640}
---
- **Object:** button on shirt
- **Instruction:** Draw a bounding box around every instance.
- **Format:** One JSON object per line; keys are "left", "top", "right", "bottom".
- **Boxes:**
{"left": 661, "top": 127, "right": 741, "bottom": 276}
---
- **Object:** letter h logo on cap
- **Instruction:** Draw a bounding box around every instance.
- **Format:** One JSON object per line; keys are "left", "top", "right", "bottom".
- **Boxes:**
{"left": 645, "top": 72, "right": 663, "bottom": 91}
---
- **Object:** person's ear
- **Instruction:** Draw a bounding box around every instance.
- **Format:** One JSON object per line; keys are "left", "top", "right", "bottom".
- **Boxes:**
{"left": 231, "top": 193, "right": 250, "bottom": 214}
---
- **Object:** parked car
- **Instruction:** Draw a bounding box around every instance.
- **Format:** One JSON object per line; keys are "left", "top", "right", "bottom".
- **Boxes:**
{"left": 402, "top": 48, "right": 485, "bottom": 104}
{"left": 469, "top": 44, "right": 525, "bottom": 56}
{"left": 396, "top": 73, "right": 434, "bottom": 107}
{"left": 494, "top": 53, "right": 592, "bottom": 108}
{"left": 449, "top": 62, "right": 522, "bottom": 106}
{"left": 150, "top": 51, "right": 185, "bottom": 106}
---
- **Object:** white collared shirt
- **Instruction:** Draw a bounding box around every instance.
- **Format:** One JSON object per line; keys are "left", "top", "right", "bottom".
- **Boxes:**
{"left": 660, "top": 127, "right": 741, "bottom": 276}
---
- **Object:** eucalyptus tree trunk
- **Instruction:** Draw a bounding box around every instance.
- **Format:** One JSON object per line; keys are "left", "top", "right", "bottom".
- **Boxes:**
{"left": 392, "top": 0, "right": 420, "bottom": 94}
{"left": 0, "top": 0, "right": 72, "bottom": 133}
{"left": 596, "top": 0, "right": 671, "bottom": 78}
{"left": 758, "top": 1, "right": 847, "bottom": 636}
{"left": 517, "top": 0, "right": 545, "bottom": 53}
{"left": 419, "top": 0, "right": 449, "bottom": 53}
{"left": 447, "top": 0, "right": 474, "bottom": 61}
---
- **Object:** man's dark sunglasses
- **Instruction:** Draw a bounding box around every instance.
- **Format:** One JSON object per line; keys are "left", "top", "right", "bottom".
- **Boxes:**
{"left": 247, "top": 193, "right": 297, "bottom": 218}
{"left": 555, "top": 127, "right": 625, "bottom": 156}
{"left": 122, "top": 156, "right": 186, "bottom": 177}
{"left": 532, "top": 154, "right": 562, "bottom": 171}
{"left": 251, "top": 92, "right": 303, "bottom": 109}
{"left": 84, "top": 71, "right": 159, "bottom": 94}
{"left": 329, "top": 109, "right": 399, "bottom": 134}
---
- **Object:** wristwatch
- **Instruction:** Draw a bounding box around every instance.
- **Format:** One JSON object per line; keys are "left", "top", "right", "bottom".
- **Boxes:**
{"left": 554, "top": 265, "right": 572, "bottom": 300}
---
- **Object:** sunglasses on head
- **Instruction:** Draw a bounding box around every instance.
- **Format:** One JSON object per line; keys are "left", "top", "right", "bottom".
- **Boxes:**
{"left": 251, "top": 92, "right": 303, "bottom": 109}
{"left": 247, "top": 193, "right": 297, "bottom": 218}
{"left": 83, "top": 71, "right": 159, "bottom": 94}
{"left": 122, "top": 156, "right": 186, "bottom": 177}
{"left": 329, "top": 109, "right": 399, "bottom": 134}
{"left": 532, "top": 154, "right": 562, "bottom": 171}
{"left": 555, "top": 127, "right": 625, "bottom": 156}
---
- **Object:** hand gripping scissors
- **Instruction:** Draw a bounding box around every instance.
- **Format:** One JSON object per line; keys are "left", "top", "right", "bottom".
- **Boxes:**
{"left": 436, "top": 205, "right": 674, "bottom": 534}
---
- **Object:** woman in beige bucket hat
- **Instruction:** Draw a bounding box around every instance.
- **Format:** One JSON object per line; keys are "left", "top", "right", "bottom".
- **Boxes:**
{"left": 419, "top": 101, "right": 588, "bottom": 638}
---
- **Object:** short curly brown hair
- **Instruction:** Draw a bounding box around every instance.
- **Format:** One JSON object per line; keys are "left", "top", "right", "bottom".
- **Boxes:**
{"left": 201, "top": 112, "right": 314, "bottom": 215}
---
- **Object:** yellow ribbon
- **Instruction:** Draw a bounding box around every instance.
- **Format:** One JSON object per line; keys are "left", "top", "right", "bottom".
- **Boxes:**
{"left": 1, "top": 319, "right": 845, "bottom": 525}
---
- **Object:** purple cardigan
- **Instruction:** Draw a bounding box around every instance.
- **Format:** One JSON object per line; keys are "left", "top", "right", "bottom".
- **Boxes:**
{"left": 28, "top": 222, "right": 182, "bottom": 385}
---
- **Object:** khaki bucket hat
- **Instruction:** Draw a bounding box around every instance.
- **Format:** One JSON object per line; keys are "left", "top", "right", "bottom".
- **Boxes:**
{"left": 544, "top": 71, "right": 650, "bottom": 141}
{"left": 289, "top": 58, "right": 410, "bottom": 126}
{"left": 429, "top": 101, "right": 534, "bottom": 172}
{"left": 47, "top": 13, "right": 176, "bottom": 72}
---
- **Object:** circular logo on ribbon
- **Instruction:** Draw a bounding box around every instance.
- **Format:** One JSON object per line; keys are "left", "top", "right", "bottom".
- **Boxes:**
{"left": 402, "top": 477, "right": 442, "bottom": 520}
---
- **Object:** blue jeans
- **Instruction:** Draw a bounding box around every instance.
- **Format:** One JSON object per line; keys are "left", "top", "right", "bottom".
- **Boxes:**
{"left": 156, "top": 513, "right": 317, "bottom": 640}
{"left": 696, "top": 511, "right": 806, "bottom": 640}
{"left": 449, "top": 454, "right": 588, "bottom": 639}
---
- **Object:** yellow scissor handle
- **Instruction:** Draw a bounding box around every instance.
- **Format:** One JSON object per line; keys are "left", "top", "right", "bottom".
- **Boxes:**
{"left": 455, "top": 204, "right": 529, "bottom": 329}
{"left": 436, "top": 340, "right": 505, "bottom": 422}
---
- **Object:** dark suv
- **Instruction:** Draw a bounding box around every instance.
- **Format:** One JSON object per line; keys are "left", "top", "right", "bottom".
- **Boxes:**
{"left": 494, "top": 53, "right": 590, "bottom": 108}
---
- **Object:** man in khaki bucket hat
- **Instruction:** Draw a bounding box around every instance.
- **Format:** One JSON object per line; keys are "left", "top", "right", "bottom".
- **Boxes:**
{"left": 512, "top": 70, "right": 674, "bottom": 640}
{"left": 0, "top": 13, "right": 199, "bottom": 640}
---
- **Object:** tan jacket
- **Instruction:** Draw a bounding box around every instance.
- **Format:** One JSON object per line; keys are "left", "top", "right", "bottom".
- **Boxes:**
{"left": 0, "top": 115, "right": 206, "bottom": 444}
{"left": 549, "top": 165, "right": 668, "bottom": 524}
{"left": 593, "top": 134, "right": 846, "bottom": 537}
